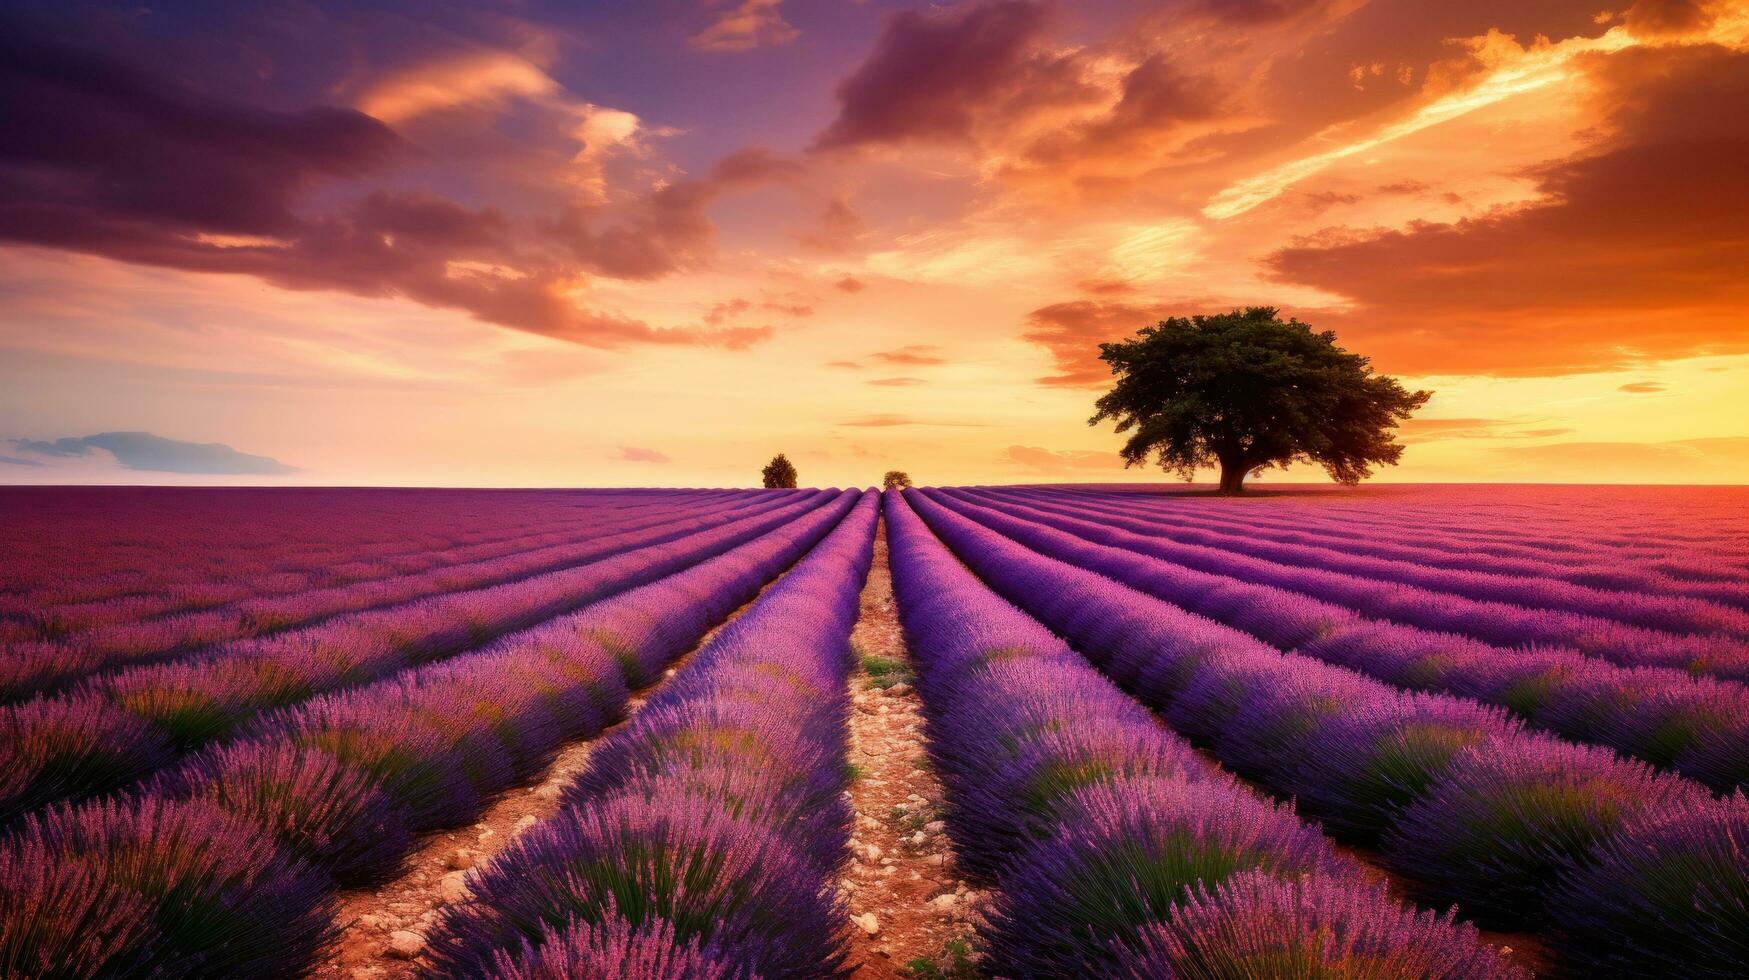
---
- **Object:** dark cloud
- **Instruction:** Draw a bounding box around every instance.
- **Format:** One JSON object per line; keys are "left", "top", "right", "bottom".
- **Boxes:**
{"left": 613, "top": 446, "right": 671, "bottom": 463}
{"left": 871, "top": 344, "right": 946, "bottom": 366}
{"left": 867, "top": 377, "right": 925, "bottom": 387}
{"left": 1623, "top": 0, "right": 1716, "bottom": 36}
{"left": 0, "top": 27, "right": 403, "bottom": 241}
{"left": 814, "top": 0, "right": 1050, "bottom": 148}
{"left": 834, "top": 275, "right": 866, "bottom": 293}
{"left": 0, "top": 20, "right": 783, "bottom": 352}
{"left": 826, "top": 360, "right": 863, "bottom": 369}
{"left": 1265, "top": 44, "right": 1749, "bottom": 376}
{"left": 10, "top": 432, "right": 296, "bottom": 474}
{"left": 0, "top": 455, "right": 45, "bottom": 468}
{"left": 1619, "top": 381, "right": 1667, "bottom": 393}
{"left": 1016, "top": 53, "right": 1223, "bottom": 167}
{"left": 1187, "top": 0, "right": 1340, "bottom": 23}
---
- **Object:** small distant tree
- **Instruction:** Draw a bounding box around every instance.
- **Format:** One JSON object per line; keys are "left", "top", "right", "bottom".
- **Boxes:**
{"left": 882, "top": 470, "right": 913, "bottom": 490}
{"left": 1090, "top": 307, "right": 1430, "bottom": 493}
{"left": 761, "top": 453, "right": 798, "bottom": 489}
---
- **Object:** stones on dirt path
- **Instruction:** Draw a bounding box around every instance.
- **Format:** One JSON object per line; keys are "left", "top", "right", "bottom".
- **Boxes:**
{"left": 852, "top": 913, "right": 881, "bottom": 936}
{"left": 384, "top": 931, "right": 425, "bottom": 960}
{"left": 437, "top": 871, "right": 471, "bottom": 904}
{"left": 447, "top": 849, "right": 477, "bottom": 870}
{"left": 512, "top": 815, "right": 538, "bottom": 835}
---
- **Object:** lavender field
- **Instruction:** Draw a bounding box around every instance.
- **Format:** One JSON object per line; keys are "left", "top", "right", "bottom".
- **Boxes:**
{"left": 1, "top": 484, "right": 1745, "bottom": 978}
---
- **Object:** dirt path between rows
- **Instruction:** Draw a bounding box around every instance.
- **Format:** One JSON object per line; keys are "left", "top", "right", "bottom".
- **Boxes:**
{"left": 308, "top": 573, "right": 780, "bottom": 979}
{"left": 842, "top": 520, "right": 980, "bottom": 979}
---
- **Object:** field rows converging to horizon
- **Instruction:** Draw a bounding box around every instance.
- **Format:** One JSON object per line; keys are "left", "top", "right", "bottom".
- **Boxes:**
{"left": 1, "top": 484, "right": 1745, "bottom": 978}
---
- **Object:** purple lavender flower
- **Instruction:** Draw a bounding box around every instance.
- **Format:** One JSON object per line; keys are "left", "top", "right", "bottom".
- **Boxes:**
{"left": 1549, "top": 792, "right": 1749, "bottom": 977}
{"left": 1382, "top": 734, "right": 1713, "bottom": 925}
{"left": 981, "top": 776, "right": 1359, "bottom": 977}
{"left": 1113, "top": 870, "right": 1526, "bottom": 979}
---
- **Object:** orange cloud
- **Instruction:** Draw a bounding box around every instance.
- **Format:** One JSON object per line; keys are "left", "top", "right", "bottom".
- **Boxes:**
{"left": 1265, "top": 43, "right": 1749, "bottom": 375}
{"left": 689, "top": 0, "right": 799, "bottom": 53}
{"left": 1022, "top": 300, "right": 1171, "bottom": 386}
{"left": 871, "top": 345, "right": 947, "bottom": 366}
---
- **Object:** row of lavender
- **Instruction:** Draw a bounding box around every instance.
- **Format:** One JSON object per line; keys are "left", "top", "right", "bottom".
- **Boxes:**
{"left": 1026, "top": 486, "right": 1749, "bottom": 605}
{"left": 425, "top": 492, "right": 879, "bottom": 977}
{"left": 0, "top": 490, "right": 862, "bottom": 977}
{"left": 933, "top": 489, "right": 1749, "bottom": 792}
{"left": 0, "top": 487, "right": 722, "bottom": 613}
{"left": 885, "top": 492, "right": 1521, "bottom": 977}
{"left": 2, "top": 490, "right": 804, "bottom": 699}
{"left": 1036, "top": 484, "right": 1749, "bottom": 590}
{"left": 2, "top": 490, "right": 736, "bottom": 643}
{"left": 1012, "top": 487, "right": 1749, "bottom": 619}
{"left": 962, "top": 489, "right": 1748, "bottom": 681}
{"left": 1, "top": 492, "right": 841, "bottom": 824}
{"left": 908, "top": 489, "right": 1748, "bottom": 976}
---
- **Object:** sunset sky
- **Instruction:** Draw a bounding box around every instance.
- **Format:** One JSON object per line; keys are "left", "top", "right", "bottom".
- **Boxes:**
{"left": 2, "top": 0, "right": 1746, "bottom": 487}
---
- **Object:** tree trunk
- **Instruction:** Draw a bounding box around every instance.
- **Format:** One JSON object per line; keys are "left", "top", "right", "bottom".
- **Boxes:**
{"left": 1217, "top": 458, "right": 1247, "bottom": 494}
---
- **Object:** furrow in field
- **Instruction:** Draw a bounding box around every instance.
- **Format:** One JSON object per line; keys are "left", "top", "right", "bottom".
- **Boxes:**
{"left": 307, "top": 508, "right": 798, "bottom": 978}
{"left": 944, "top": 488, "right": 1749, "bottom": 683}
{"left": 1024, "top": 486, "right": 1749, "bottom": 606}
{"left": 885, "top": 491, "right": 1526, "bottom": 978}
{"left": 1024, "top": 485, "right": 1749, "bottom": 585}
{"left": 930, "top": 489, "right": 1749, "bottom": 791}
{"left": 840, "top": 520, "right": 976, "bottom": 979}
{"left": 421, "top": 493, "right": 878, "bottom": 978}
{"left": 8, "top": 490, "right": 744, "bottom": 640}
{"left": 905, "top": 488, "right": 1746, "bottom": 977}
{"left": 0, "top": 490, "right": 862, "bottom": 979}
{"left": 0, "top": 488, "right": 727, "bottom": 613}
{"left": 0, "top": 491, "right": 846, "bottom": 825}
{"left": 1000, "top": 487, "right": 1749, "bottom": 620}
{"left": 1, "top": 491, "right": 805, "bottom": 700}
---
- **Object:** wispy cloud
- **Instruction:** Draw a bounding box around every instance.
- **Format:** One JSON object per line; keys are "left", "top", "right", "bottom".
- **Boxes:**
{"left": 871, "top": 345, "right": 947, "bottom": 366}
{"left": 613, "top": 445, "right": 671, "bottom": 463}
{"left": 9, "top": 432, "right": 296, "bottom": 474}
{"left": 840, "top": 414, "right": 989, "bottom": 428}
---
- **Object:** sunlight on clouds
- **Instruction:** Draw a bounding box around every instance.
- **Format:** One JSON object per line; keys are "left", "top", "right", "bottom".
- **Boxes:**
{"left": 1204, "top": 27, "right": 1642, "bottom": 219}
{"left": 358, "top": 53, "right": 559, "bottom": 124}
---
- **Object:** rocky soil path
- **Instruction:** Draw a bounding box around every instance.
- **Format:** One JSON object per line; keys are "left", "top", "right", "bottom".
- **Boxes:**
{"left": 308, "top": 572, "right": 776, "bottom": 978}
{"left": 842, "top": 521, "right": 980, "bottom": 979}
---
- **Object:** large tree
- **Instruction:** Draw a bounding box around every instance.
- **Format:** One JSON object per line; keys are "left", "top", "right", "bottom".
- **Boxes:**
{"left": 761, "top": 453, "right": 798, "bottom": 489}
{"left": 1089, "top": 307, "right": 1430, "bottom": 493}
{"left": 882, "top": 470, "right": 913, "bottom": 490}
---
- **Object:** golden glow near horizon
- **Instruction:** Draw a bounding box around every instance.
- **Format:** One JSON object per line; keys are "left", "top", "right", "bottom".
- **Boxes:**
{"left": 2, "top": 1, "right": 1746, "bottom": 486}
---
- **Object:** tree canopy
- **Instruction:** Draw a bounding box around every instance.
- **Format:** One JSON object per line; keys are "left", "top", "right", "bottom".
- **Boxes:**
{"left": 761, "top": 453, "right": 798, "bottom": 489}
{"left": 882, "top": 470, "right": 913, "bottom": 490}
{"left": 1089, "top": 307, "right": 1430, "bottom": 493}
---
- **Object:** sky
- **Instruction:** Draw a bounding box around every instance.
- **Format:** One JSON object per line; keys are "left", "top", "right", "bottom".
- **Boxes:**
{"left": 1, "top": 0, "right": 1746, "bottom": 487}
